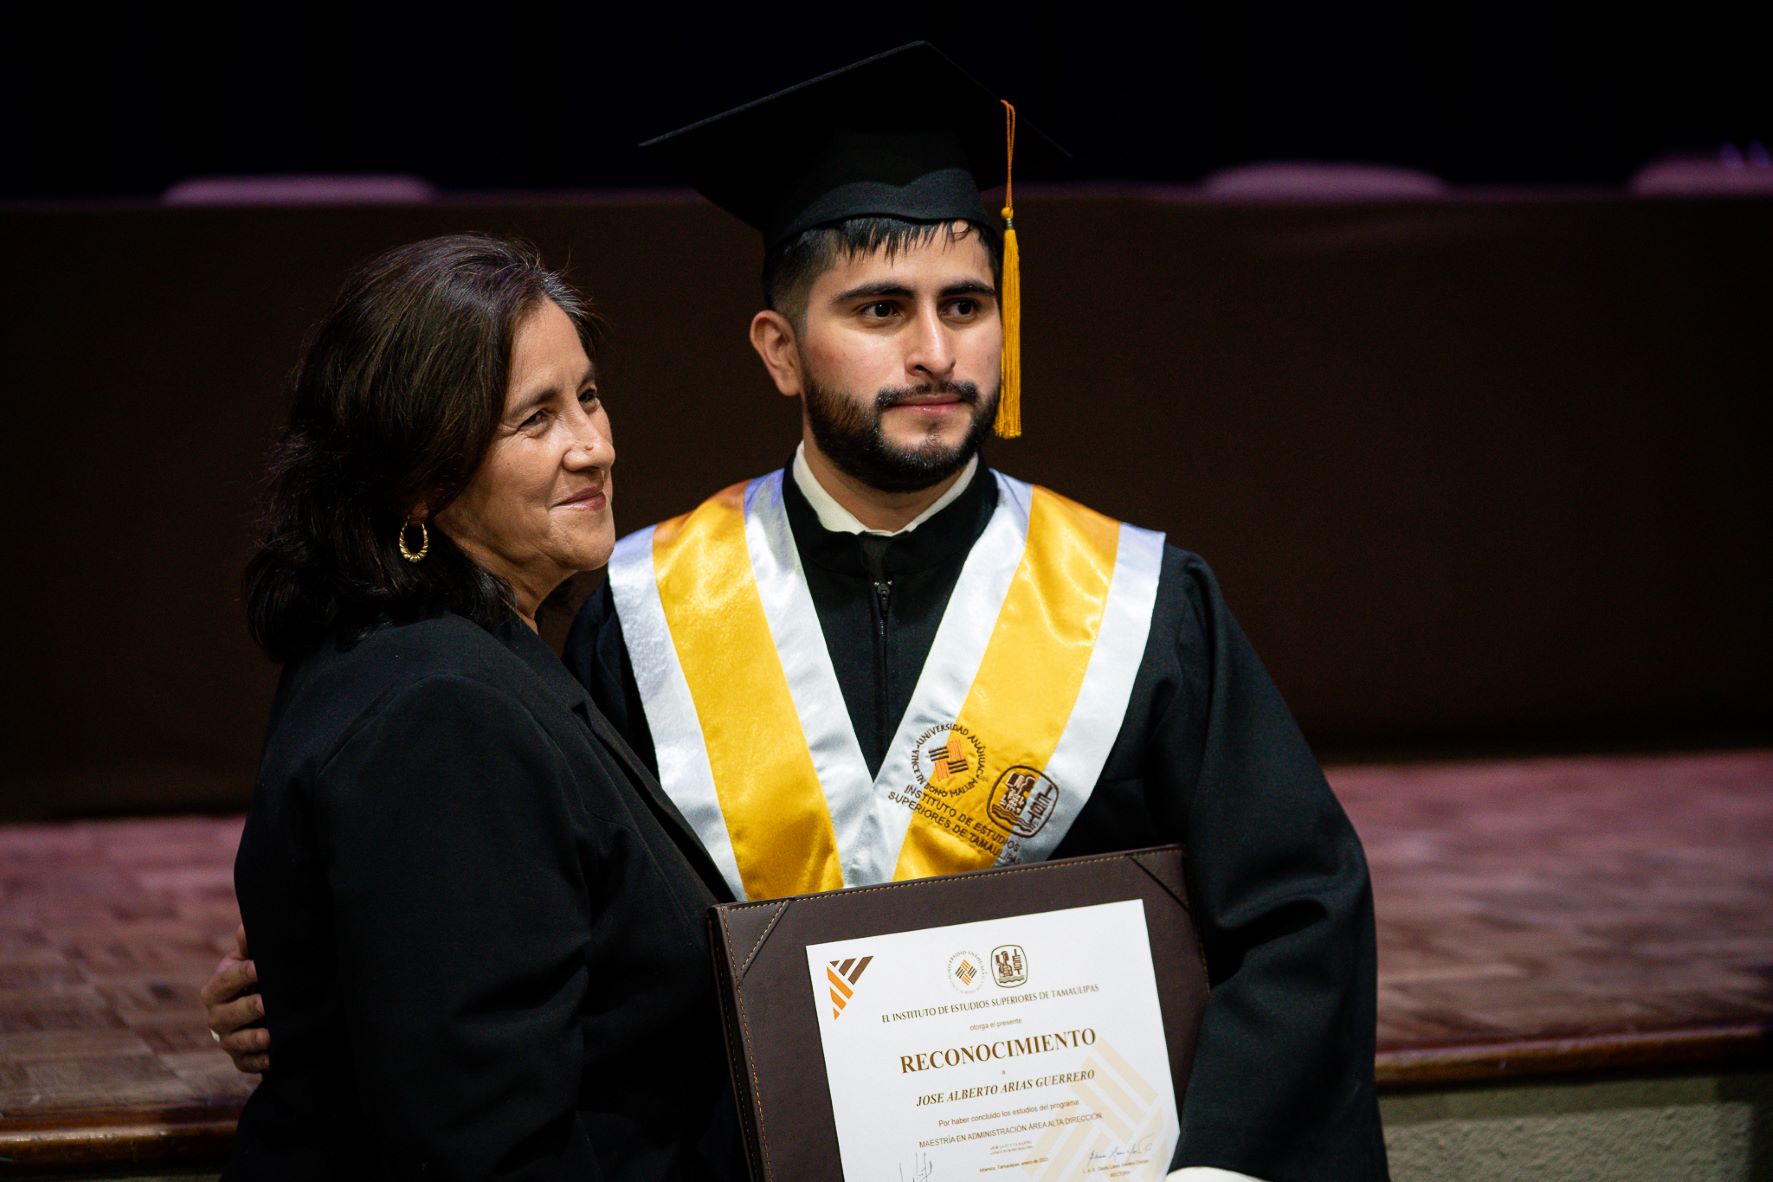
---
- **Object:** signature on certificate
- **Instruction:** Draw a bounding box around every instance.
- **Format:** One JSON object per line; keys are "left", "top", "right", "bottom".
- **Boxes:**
{"left": 1087, "top": 1134, "right": 1159, "bottom": 1166}
{"left": 900, "top": 1150, "right": 935, "bottom": 1181}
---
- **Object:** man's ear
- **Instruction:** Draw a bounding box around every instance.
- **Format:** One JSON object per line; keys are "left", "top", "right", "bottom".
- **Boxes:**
{"left": 749, "top": 310, "right": 804, "bottom": 398}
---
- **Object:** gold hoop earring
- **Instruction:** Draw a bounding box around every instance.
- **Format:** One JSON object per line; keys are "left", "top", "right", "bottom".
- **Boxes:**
{"left": 397, "top": 521, "right": 429, "bottom": 563}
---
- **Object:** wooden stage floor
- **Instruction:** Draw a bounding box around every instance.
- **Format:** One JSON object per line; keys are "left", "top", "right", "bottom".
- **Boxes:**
{"left": 2, "top": 749, "right": 1770, "bottom": 1170}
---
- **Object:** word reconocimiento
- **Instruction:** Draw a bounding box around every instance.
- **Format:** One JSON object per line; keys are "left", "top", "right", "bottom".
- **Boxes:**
{"left": 897, "top": 1027, "right": 1097, "bottom": 1074}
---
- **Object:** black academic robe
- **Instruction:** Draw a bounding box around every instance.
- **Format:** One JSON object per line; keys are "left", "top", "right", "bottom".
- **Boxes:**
{"left": 229, "top": 612, "right": 740, "bottom": 1182}
{"left": 565, "top": 467, "right": 1389, "bottom": 1182}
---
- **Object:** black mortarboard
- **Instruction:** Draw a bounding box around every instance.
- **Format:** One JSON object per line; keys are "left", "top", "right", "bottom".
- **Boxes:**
{"left": 642, "top": 42, "right": 1067, "bottom": 436}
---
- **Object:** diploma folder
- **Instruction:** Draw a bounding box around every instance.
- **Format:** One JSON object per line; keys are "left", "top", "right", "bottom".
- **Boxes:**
{"left": 708, "top": 845, "right": 1208, "bottom": 1181}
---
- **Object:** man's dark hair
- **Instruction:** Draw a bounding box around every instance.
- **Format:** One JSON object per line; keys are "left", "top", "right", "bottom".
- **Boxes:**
{"left": 762, "top": 216, "right": 1003, "bottom": 324}
{"left": 244, "top": 233, "right": 597, "bottom": 662}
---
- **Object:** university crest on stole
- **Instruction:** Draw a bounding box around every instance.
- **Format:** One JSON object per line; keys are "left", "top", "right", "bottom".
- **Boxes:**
{"left": 910, "top": 722, "right": 987, "bottom": 797}
{"left": 987, "top": 766, "right": 1061, "bottom": 837}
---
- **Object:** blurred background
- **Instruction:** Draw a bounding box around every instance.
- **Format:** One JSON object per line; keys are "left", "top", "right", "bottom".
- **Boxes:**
{"left": 3, "top": 3, "right": 1770, "bottom": 823}
{"left": 7, "top": 1, "right": 1772, "bottom": 198}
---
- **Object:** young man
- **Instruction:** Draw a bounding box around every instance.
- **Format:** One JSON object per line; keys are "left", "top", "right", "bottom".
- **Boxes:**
{"left": 568, "top": 44, "right": 1388, "bottom": 1182}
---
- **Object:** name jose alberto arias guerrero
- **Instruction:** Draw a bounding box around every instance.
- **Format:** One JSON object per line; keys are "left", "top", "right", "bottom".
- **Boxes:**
{"left": 898, "top": 1027, "right": 1097, "bottom": 1074}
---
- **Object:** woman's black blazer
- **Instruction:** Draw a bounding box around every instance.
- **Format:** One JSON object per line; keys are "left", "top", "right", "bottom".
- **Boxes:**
{"left": 226, "top": 612, "right": 740, "bottom": 1181}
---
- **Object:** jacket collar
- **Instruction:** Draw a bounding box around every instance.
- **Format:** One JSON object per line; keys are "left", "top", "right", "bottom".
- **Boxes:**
{"left": 492, "top": 611, "right": 737, "bottom": 904}
{"left": 780, "top": 455, "right": 999, "bottom": 581}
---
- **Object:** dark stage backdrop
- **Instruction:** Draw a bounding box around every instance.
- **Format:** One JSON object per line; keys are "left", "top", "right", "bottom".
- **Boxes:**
{"left": 2, "top": 193, "right": 1768, "bottom": 822}
{"left": 8, "top": 3, "right": 1771, "bottom": 198}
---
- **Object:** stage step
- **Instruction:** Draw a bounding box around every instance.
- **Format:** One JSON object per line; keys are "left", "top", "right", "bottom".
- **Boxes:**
{"left": 2, "top": 751, "right": 1768, "bottom": 1177}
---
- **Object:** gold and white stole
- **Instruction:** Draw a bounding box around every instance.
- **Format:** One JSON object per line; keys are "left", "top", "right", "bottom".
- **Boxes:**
{"left": 606, "top": 469, "right": 1163, "bottom": 901}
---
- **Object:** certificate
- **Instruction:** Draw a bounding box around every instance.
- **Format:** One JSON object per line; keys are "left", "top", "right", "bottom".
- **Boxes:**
{"left": 805, "top": 901, "right": 1178, "bottom": 1180}
{"left": 707, "top": 846, "right": 1206, "bottom": 1181}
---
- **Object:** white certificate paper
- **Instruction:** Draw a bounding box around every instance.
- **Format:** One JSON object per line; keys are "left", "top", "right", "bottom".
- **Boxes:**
{"left": 806, "top": 900, "right": 1178, "bottom": 1181}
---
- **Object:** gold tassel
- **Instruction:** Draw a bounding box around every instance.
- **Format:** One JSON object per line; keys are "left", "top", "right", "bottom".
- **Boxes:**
{"left": 993, "top": 98, "right": 1022, "bottom": 440}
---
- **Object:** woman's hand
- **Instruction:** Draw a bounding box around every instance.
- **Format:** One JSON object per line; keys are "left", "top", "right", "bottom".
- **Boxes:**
{"left": 199, "top": 923, "right": 271, "bottom": 1074}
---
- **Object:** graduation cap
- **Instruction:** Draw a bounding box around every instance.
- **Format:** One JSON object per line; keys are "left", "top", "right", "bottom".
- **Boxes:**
{"left": 641, "top": 42, "right": 1067, "bottom": 439}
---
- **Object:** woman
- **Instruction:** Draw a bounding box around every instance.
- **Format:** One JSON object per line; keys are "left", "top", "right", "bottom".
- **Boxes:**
{"left": 222, "top": 234, "right": 738, "bottom": 1179}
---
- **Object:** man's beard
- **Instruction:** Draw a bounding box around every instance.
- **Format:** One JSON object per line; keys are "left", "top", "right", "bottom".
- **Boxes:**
{"left": 803, "top": 374, "right": 998, "bottom": 494}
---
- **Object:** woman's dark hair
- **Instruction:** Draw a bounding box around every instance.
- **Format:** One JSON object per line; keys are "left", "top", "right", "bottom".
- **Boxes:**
{"left": 245, "top": 233, "right": 596, "bottom": 662}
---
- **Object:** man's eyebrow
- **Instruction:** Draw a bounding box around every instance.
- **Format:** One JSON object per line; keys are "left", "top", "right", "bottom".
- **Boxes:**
{"left": 942, "top": 279, "right": 998, "bottom": 299}
{"left": 829, "top": 279, "right": 999, "bottom": 304}
{"left": 829, "top": 281, "right": 915, "bottom": 304}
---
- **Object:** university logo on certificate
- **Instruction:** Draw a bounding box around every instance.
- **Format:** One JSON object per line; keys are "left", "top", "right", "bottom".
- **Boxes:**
{"left": 805, "top": 900, "right": 1180, "bottom": 1180}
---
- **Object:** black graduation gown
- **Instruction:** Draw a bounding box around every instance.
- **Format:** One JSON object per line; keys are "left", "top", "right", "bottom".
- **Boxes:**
{"left": 565, "top": 468, "right": 1389, "bottom": 1182}
{"left": 229, "top": 612, "right": 740, "bottom": 1182}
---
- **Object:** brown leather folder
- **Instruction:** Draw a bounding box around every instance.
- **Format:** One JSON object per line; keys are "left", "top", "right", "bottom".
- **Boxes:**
{"left": 708, "top": 845, "right": 1208, "bottom": 1181}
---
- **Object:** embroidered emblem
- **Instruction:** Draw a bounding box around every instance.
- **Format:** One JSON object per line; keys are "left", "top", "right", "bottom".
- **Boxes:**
{"left": 911, "top": 722, "right": 987, "bottom": 798}
{"left": 987, "top": 766, "right": 1061, "bottom": 837}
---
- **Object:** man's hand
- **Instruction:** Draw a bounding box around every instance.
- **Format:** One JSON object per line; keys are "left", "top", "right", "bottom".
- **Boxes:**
{"left": 200, "top": 923, "right": 271, "bottom": 1074}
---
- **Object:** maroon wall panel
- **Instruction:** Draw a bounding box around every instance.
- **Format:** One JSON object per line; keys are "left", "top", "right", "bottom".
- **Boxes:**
{"left": 3, "top": 195, "right": 1767, "bottom": 820}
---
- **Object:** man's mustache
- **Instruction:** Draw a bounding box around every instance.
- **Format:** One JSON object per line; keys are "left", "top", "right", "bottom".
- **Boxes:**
{"left": 874, "top": 381, "right": 983, "bottom": 409}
